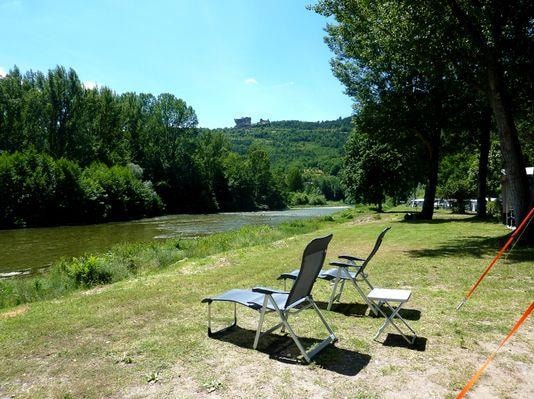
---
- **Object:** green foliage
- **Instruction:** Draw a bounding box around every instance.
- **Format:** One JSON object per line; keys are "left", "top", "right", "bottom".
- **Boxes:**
{"left": 206, "top": 118, "right": 349, "bottom": 203}
{"left": 289, "top": 192, "right": 327, "bottom": 206}
{"left": 0, "top": 65, "right": 290, "bottom": 226}
{"left": 438, "top": 154, "right": 477, "bottom": 214}
{"left": 211, "top": 118, "right": 350, "bottom": 173}
{"left": 486, "top": 200, "right": 502, "bottom": 220}
{"left": 0, "top": 151, "right": 163, "bottom": 227}
{"left": 62, "top": 256, "right": 113, "bottom": 287}
{"left": 342, "top": 132, "right": 418, "bottom": 211}
{"left": 80, "top": 163, "right": 163, "bottom": 221}
{"left": 286, "top": 165, "right": 304, "bottom": 192}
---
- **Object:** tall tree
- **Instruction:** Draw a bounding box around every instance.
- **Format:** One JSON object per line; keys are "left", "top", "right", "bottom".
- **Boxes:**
{"left": 443, "top": 0, "right": 533, "bottom": 237}
{"left": 45, "top": 66, "right": 84, "bottom": 159}
{"left": 313, "top": 0, "right": 458, "bottom": 219}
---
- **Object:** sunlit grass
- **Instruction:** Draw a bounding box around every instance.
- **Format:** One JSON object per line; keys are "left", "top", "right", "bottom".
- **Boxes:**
{"left": 0, "top": 208, "right": 532, "bottom": 398}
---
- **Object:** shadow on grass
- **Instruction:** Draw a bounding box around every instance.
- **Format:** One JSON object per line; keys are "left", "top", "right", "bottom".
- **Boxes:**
{"left": 381, "top": 333, "right": 427, "bottom": 351}
{"left": 406, "top": 234, "right": 504, "bottom": 259}
{"left": 315, "top": 301, "right": 369, "bottom": 317}
{"left": 399, "top": 214, "right": 485, "bottom": 224}
{"left": 368, "top": 306, "right": 422, "bottom": 321}
{"left": 315, "top": 301, "right": 422, "bottom": 321}
{"left": 210, "top": 325, "right": 370, "bottom": 376}
{"left": 407, "top": 234, "right": 531, "bottom": 263}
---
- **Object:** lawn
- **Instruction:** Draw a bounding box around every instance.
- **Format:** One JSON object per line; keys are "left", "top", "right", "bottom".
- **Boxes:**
{"left": 0, "top": 211, "right": 532, "bottom": 398}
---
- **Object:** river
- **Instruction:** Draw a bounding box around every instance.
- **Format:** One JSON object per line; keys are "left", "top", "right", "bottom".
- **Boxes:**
{"left": 0, "top": 206, "right": 349, "bottom": 276}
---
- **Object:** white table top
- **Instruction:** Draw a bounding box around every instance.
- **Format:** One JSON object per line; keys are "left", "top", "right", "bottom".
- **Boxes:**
{"left": 368, "top": 288, "right": 411, "bottom": 302}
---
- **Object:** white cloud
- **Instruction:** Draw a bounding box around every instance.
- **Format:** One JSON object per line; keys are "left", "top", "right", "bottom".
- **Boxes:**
{"left": 83, "top": 80, "right": 97, "bottom": 89}
{"left": 244, "top": 77, "right": 258, "bottom": 85}
{"left": 0, "top": 66, "right": 6, "bottom": 78}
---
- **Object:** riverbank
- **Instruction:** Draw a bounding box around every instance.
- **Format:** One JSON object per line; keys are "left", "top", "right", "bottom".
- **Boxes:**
{"left": 0, "top": 207, "right": 354, "bottom": 309}
{"left": 0, "top": 209, "right": 532, "bottom": 398}
{"left": 0, "top": 206, "right": 349, "bottom": 275}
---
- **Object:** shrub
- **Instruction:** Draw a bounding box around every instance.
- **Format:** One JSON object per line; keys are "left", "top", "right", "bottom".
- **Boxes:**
{"left": 307, "top": 193, "right": 327, "bottom": 206}
{"left": 486, "top": 199, "right": 501, "bottom": 220}
{"left": 63, "top": 256, "right": 113, "bottom": 287}
{"left": 289, "top": 192, "right": 309, "bottom": 206}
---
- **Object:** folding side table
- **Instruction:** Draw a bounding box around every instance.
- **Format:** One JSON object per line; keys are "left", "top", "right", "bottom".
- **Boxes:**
{"left": 367, "top": 288, "right": 417, "bottom": 344}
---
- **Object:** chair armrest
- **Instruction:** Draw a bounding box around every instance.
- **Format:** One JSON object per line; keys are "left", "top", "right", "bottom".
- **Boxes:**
{"left": 277, "top": 268, "right": 300, "bottom": 280}
{"left": 252, "top": 286, "right": 288, "bottom": 295}
{"left": 329, "top": 261, "right": 361, "bottom": 268}
{"left": 338, "top": 255, "right": 366, "bottom": 262}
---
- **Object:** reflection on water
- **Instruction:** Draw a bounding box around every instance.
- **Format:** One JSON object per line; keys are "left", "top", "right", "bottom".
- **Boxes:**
{"left": 0, "top": 206, "right": 349, "bottom": 275}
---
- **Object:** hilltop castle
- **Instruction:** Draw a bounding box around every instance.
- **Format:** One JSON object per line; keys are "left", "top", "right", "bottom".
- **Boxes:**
{"left": 234, "top": 117, "right": 270, "bottom": 128}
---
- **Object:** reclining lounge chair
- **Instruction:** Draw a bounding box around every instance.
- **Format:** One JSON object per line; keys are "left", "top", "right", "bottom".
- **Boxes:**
{"left": 201, "top": 234, "right": 336, "bottom": 363}
{"left": 278, "top": 227, "right": 391, "bottom": 312}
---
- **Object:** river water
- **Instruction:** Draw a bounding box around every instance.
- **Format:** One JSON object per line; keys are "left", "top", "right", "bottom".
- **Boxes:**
{"left": 0, "top": 206, "right": 348, "bottom": 276}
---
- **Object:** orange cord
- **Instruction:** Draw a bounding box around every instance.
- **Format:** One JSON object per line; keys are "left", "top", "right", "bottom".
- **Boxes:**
{"left": 456, "top": 302, "right": 534, "bottom": 398}
{"left": 457, "top": 207, "right": 534, "bottom": 310}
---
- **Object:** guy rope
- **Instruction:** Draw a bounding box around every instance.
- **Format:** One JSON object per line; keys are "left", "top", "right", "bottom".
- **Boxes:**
{"left": 456, "top": 206, "right": 534, "bottom": 310}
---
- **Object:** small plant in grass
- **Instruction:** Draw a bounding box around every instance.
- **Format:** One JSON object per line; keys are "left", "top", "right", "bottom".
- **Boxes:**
{"left": 354, "top": 391, "right": 379, "bottom": 399}
{"left": 146, "top": 371, "right": 159, "bottom": 384}
{"left": 202, "top": 380, "right": 222, "bottom": 393}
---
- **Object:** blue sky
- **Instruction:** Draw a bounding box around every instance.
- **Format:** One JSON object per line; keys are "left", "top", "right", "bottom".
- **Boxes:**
{"left": 0, "top": 0, "right": 353, "bottom": 128}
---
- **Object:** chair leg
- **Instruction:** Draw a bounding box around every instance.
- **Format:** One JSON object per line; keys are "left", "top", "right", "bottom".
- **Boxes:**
{"left": 206, "top": 301, "right": 238, "bottom": 337}
{"left": 328, "top": 268, "right": 343, "bottom": 310}
{"left": 349, "top": 276, "right": 379, "bottom": 315}
{"left": 253, "top": 295, "right": 269, "bottom": 349}
{"left": 207, "top": 302, "right": 212, "bottom": 334}
{"left": 277, "top": 309, "right": 311, "bottom": 363}
{"left": 338, "top": 279, "right": 346, "bottom": 301}
{"left": 362, "top": 274, "right": 374, "bottom": 290}
{"left": 309, "top": 297, "right": 337, "bottom": 340}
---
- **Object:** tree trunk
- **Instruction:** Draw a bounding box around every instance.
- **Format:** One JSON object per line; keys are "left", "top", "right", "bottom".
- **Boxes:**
{"left": 421, "top": 132, "right": 441, "bottom": 220}
{"left": 476, "top": 111, "right": 491, "bottom": 218}
{"left": 486, "top": 66, "right": 532, "bottom": 243}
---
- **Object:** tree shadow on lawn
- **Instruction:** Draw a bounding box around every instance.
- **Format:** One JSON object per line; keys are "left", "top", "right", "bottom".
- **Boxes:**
{"left": 405, "top": 234, "right": 514, "bottom": 260}
{"left": 399, "top": 215, "right": 484, "bottom": 223}
{"left": 315, "top": 301, "right": 421, "bottom": 321}
{"left": 210, "top": 325, "right": 371, "bottom": 376}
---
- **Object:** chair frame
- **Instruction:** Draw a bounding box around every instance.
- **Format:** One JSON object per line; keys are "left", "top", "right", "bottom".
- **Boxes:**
{"left": 279, "top": 227, "right": 391, "bottom": 313}
{"left": 202, "top": 235, "right": 337, "bottom": 363}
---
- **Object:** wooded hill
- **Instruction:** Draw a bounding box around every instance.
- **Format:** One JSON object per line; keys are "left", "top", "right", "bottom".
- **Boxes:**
{"left": 205, "top": 117, "right": 351, "bottom": 175}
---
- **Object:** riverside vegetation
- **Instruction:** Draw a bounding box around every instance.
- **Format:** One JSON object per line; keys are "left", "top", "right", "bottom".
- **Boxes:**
{"left": 0, "top": 207, "right": 532, "bottom": 398}
{"left": 0, "top": 66, "right": 350, "bottom": 229}
{"left": 0, "top": 207, "right": 359, "bottom": 310}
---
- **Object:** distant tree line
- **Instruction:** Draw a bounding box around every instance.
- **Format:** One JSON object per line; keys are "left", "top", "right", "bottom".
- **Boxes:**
{"left": 0, "top": 66, "right": 286, "bottom": 228}
{"left": 207, "top": 117, "right": 351, "bottom": 206}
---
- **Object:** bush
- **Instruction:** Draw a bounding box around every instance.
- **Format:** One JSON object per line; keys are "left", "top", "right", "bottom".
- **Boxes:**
{"left": 289, "top": 192, "right": 310, "bottom": 206}
{"left": 308, "top": 193, "right": 327, "bottom": 205}
{"left": 62, "top": 256, "right": 113, "bottom": 287}
{"left": 486, "top": 199, "right": 501, "bottom": 220}
{"left": 0, "top": 151, "right": 82, "bottom": 227}
{"left": 0, "top": 151, "right": 164, "bottom": 228}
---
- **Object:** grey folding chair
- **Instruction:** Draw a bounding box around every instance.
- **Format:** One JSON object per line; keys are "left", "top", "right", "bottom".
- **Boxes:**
{"left": 278, "top": 227, "right": 391, "bottom": 312}
{"left": 201, "top": 234, "right": 336, "bottom": 363}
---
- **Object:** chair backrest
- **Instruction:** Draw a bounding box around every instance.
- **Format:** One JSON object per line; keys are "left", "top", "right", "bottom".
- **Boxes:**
{"left": 285, "top": 234, "right": 333, "bottom": 307}
{"left": 361, "top": 227, "right": 391, "bottom": 269}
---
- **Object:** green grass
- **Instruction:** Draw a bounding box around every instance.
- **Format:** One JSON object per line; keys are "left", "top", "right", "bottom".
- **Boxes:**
{"left": 0, "top": 209, "right": 532, "bottom": 398}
